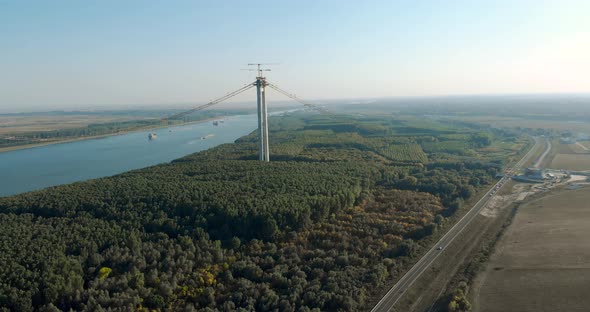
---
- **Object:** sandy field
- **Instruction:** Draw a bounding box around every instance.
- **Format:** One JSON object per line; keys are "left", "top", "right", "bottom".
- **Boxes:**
{"left": 550, "top": 154, "right": 590, "bottom": 171}
{"left": 473, "top": 187, "right": 590, "bottom": 312}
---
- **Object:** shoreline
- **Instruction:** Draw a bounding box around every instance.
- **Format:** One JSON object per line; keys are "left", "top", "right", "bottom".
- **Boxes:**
{"left": 0, "top": 117, "right": 223, "bottom": 154}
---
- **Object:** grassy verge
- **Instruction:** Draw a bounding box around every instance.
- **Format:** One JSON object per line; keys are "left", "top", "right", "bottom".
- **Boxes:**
{"left": 431, "top": 204, "right": 519, "bottom": 312}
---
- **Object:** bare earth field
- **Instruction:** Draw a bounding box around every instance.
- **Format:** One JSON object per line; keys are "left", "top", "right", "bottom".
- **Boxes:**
{"left": 473, "top": 187, "right": 590, "bottom": 312}
{"left": 550, "top": 154, "right": 590, "bottom": 171}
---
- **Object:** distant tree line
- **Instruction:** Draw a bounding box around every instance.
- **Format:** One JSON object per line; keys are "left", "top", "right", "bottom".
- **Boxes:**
{"left": 0, "top": 110, "right": 247, "bottom": 149}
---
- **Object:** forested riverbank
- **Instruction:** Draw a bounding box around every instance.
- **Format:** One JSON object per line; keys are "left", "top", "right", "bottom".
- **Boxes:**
{"left": 0, "top": 109, "right": 255, "bottom": 152}
{"left": 0, "top": 112, "right": 526, "bottom": 311}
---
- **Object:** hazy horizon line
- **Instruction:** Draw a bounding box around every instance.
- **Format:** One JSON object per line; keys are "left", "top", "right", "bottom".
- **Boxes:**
{"left": 2, "top": 91, "right": 589, "bottom": 114}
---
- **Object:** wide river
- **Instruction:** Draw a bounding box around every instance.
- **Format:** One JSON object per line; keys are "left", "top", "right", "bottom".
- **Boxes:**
{"left": 0, "top": 114, "right": 259, "bottom": 197}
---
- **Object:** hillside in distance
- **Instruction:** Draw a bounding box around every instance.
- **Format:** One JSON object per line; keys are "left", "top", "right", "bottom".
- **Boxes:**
{"left": 0, "top": 112, "right": 527, "bottom": 311}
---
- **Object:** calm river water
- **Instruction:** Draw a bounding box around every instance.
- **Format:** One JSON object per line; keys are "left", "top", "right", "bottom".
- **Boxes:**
{"left": 0, "top": 114, "right": 259, "bottom": 197}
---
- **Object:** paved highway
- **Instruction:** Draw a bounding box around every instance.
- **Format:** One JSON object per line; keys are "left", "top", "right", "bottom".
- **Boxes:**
{"left": 371, "top": 137, "right": 542, "bottom": 312}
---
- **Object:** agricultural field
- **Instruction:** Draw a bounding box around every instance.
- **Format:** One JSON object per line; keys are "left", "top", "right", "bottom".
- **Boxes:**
{"left": 550, "top": 154, "right": 590, "bottom": 171}
{"left": 569, "top": 143, "right": 590, "bottom": 153}
{"left": 555, "top": 142, "right": 588, "bottom": 154}
{"left": 549, "top": 142, "right": 590, "bottom": 171}
{"left": 472, "top": 187, "right": 590, "bottom": 312}
{"left": 0, "top": 115, "right": 141, "bottom": 135}
{"left": 449, "top": 116, "right": 590, "bottom": 133}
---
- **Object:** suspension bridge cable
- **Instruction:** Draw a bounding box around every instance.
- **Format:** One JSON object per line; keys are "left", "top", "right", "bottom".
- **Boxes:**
{"left": 266, "top": 83, "right": 330, "bottom": 114}
{"left": 162, "top": 82, "right": 256, "bottom": 121}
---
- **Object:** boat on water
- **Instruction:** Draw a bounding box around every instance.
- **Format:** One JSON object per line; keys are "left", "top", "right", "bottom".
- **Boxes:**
{"left": 212, "top": 121, "right": 219, "bottom": 126}
{"left": 148, "top": 133, "right": 157, "bottom": 140}
{"left": 200, "top": 134, "right": 215, "bottom": 140}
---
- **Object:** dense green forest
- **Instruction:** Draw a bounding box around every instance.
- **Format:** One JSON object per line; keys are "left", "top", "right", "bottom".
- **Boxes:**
{"left": 0, "top": 113, "right": 527, "bottom": 311}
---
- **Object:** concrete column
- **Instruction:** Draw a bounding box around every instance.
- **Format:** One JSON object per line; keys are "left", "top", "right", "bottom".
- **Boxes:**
{"left": 261, "top": 81, "right": 270, "bottom": 161}
{"left": 256, "top": 78, "right": 265, "bottom": 161}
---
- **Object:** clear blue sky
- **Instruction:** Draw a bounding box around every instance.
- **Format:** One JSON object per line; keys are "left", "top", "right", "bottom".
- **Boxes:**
{"left": 1, "top": 0, "right": 589, "bottom": 112}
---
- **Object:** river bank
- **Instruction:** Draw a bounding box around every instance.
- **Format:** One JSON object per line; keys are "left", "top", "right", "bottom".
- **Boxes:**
{"left": 0, "top": 114, "right": 259, "bottom": 197}
{"left": 0, "top": 117, "right": 222, "bottom": 154}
